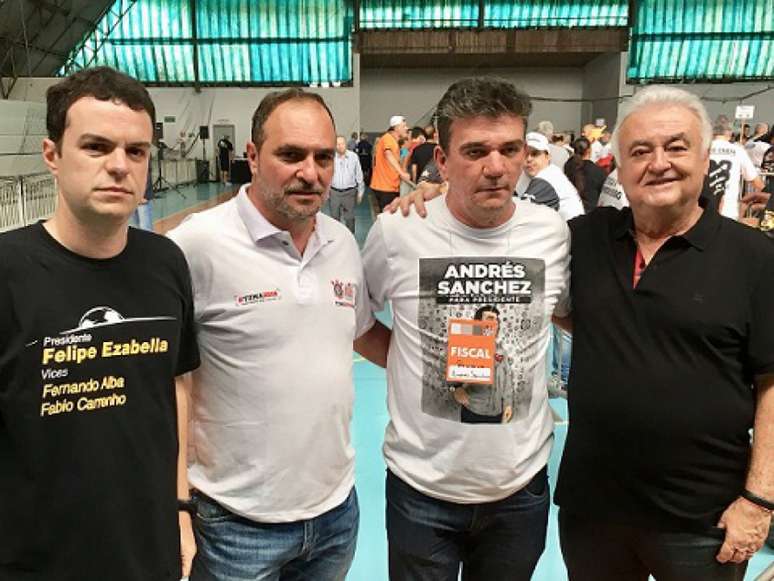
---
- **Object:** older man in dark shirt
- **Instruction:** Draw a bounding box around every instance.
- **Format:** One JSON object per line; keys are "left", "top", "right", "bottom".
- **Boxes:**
{"left": 555, "top": 86, "right": 774, "bottom": 581}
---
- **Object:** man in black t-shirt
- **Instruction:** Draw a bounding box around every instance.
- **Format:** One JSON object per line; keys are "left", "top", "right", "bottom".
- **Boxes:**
{"left": 0, "top": 67, "right": 199, "bottom": 581}
{"left": 554, "top": 86, "right": 774, "bottom": 580}
{"left": 216, "top": 135, "right": 234, "bottom": 183}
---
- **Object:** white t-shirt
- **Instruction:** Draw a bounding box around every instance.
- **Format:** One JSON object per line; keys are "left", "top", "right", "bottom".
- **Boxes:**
{"left": 597, "top": 169, "right": 629, "bottom": 209}
{"left": 709, "top": 138, "right": 760, "bottom": 220}
{"left": 745, "top": 140, "right": 771, "bottom": 169}
{"left": 362, "top": 196, "right": 571, "bottom": 503}
{"left": 168, "top": 186, "right": 374, "bottom": 522}
{"left": 590, "top": 139, "right": 604, "bottom": 162}
{"left": 549, "top": 143, "right": 570, "bottom": 170}
{"left": 534, "top": 164, "right": 585, "bottom": 221}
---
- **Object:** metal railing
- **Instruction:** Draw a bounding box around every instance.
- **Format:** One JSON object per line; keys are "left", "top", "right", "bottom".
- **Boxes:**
{"left": 150, "top": 159, "right": 198, "bottom": 189}
{"left": 0, "top": 158, "right": 198, "bottom": 233}
{"left": 0, "top": 173, "right": 57, "bottom": 233}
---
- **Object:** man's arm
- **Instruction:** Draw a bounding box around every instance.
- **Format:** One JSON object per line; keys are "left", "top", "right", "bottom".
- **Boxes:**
{"left": 354, "top": 154, "right": 365, "bottom": 203}
{"left": 385, "top": 149, "right": 411, "bottom": 183}
{"left": 551, "top": 315, "right": 573, "bottom": 334}
{"left": 716, "top": 373, "right": 774, "bottom": 564}
{"left": 175, "top": 373, "right": 196, "bottom": 577}
{"left": 354, "top": 320, "right": 391, "bottom": 368}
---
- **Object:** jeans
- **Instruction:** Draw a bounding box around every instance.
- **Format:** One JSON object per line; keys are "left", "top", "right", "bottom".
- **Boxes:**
{"left": 190, "top": 488, "right": 359, "bottom": 581}
{"left": 386, "top": 467, "right": 549, "bottom": 581}
{"left": 550, "top": 325, "right": 571, "bottom": 384}
{"left": 559, "top": 510, "right": 748, "bottom": 581}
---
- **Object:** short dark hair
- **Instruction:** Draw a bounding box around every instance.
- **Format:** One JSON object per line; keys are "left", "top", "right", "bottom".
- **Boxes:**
{"left": 46, "top": 66, "right": 155, "bottom": 149}
{"left": 473, "top": 304, "right": 500, "bottom": 320}
{"left": 251, "top": 88, "right": 335, "bottom": 150}
{"left": 410, "top": 126, "right": 427, "bottom": 140}
{"left": 424, "top": 125, "right": 437, "bottom": 140}
{"left": 435, "top": 77, "right": 532, "bottom": 150}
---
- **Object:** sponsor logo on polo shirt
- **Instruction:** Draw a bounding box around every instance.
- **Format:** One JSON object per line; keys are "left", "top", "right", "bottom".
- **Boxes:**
{"left": 235, "top": 289, "right": 282, "bottom": 306}
{"left": 331, "top": 279, "right": 356, "bottom": 308}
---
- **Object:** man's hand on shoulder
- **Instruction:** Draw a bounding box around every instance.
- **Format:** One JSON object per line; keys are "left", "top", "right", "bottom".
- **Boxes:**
{"left": 385, "top": 182, "right": 444, "bottom": 218}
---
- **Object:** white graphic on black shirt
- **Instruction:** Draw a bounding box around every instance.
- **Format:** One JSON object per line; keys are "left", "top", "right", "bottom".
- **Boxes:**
{"left": 708, "top": 159, "right": 732, "bottom": 200}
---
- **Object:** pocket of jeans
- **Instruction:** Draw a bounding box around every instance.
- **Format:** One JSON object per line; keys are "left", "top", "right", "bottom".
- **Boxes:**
{"left": 521, "top": 469, "right": 549, "bottom": 499}
{"left": 192, "top": 492, "right": 239, "bottom": 524}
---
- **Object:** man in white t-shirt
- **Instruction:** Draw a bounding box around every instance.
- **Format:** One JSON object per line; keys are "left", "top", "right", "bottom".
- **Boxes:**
{"left": 745, "top": 123, "right": 771, "bottom": 169}
{"left": 536, "top": 120, "right": 570, "bottom": 170}
{"left": 521, "top": 131, "right": 585, "bottom": 221}
{"left": 709, "top": 119, "right": 764, "bottom": 220}
{"left": 583, "top": 123, "right": 604, "bottom": 162}
{"left": 168, "top": 89, "right": 388, "bottom": 580}
{"left": 362, "top": 77, "right": 571, "bottom": 580}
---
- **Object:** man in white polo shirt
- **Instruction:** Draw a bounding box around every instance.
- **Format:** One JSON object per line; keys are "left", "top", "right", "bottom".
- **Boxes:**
{"left": 168, "top": 88, "right": 384, "bottom": 580}
{"left": 362, "top": 77, "right": 571, "bottom": 580}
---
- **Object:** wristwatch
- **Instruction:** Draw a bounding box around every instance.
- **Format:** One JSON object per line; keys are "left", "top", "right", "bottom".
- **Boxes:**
{"left": 741, "top": 489, "right": 774, "bottom": 513}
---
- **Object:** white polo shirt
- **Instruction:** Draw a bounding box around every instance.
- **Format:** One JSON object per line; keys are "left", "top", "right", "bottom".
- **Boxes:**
{"left": 168, "top": 185, "right": 374, "bottom": 522}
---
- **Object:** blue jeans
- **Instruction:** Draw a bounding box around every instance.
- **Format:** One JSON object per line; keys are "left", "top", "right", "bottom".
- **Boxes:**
{"left": 550, "top": 325, "right": 571, "bottom": 384}
{"left": 190, "top": 488, "right": 359, "bottom": 581}
{"left": 386, "top": 468, "right": 549, "bottom": 580}
{"left": 559, "top": 510, "right": 748, "bottom": 581}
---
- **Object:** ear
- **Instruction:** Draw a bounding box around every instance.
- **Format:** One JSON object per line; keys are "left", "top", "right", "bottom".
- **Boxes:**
{"left": 246, "top": 141, "right": 259, "bottom": 177}
{"left": 42, "top": 138, "right": 60, "bottom": 177}
{"left": 434, "top": 145, "right": 449, "bottom": 182}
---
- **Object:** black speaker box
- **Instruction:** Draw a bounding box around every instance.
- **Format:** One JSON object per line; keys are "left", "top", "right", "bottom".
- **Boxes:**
{"left": 199, "top": 125, "right": 209, "bottom": 139}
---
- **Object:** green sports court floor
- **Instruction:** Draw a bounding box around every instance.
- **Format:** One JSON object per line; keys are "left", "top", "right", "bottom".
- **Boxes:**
{"left": 159, "top": 182, "right": 774, "bottom": 581}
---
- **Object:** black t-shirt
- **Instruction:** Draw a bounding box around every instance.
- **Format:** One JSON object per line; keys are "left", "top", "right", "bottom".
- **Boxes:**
{"left": 520, "top": 177, "right": 560, "bottom": 210}
{"left": 555, "top": 204, "right": 774, "bottom": 532}
{"left": 0, "top": 224, "right": 199, "bottom": 581}
{"left": 409, "top": 142, "right": 436, "bottom": 180}
{"left": 580, "top": 159, "right": 606, "bottom": 210}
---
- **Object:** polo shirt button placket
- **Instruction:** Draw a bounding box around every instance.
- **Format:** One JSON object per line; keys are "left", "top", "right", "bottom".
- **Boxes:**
{"left": 297, "top": 268, "right": 314, "bottom": 304}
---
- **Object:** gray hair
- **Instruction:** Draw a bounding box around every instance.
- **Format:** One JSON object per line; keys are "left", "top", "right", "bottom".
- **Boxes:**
{"left": 536, "top": 120, "right": 554, "bottom": 137}
{"left": 610, "top": 85, "right": 712, "bottom": 163}
{"left": 435, "top": 77, "right": 532, "bottom": 150}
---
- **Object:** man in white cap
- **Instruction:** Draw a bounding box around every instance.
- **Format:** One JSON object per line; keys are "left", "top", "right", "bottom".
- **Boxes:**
{"left": 536, "top": 120, "right": 570, "bottom": 170}
{"left": 370, "top": 114, "right": 411, "bottom": 211}
{"left": 521, "top": 131, "right": 584, "bottom": 221}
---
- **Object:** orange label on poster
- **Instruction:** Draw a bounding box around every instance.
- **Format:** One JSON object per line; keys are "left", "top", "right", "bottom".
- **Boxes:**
{"left": 446, "top": 318, "right": 496, "bottom": 384}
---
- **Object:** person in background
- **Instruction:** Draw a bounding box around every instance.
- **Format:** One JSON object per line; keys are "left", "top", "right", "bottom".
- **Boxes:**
{"left": 564, "top": 137, "right": 606, "bottom": 212}
{"left": 370, "top": 115, "right": 411, "bottom": 211}
{"left": 216, "top": 134, "right": 234, "bottom": 184}
{"left": 329, "top": 134, "right": 365, "bottom": 234}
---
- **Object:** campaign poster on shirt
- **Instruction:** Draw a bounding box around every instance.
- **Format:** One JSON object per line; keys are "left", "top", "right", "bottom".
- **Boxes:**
{"left": 418, "top": 257, "right": 545, "bottom": 425}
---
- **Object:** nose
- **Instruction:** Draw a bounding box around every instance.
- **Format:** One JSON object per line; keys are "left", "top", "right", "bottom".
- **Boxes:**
{"left": 483, "top": 151, "right": 506, "bottom": 178}
{"left": 649, "top": 147, "right": 671, "bottom": 173}
{"left": 295, "top": 155, "right": 319, "bottom": 185}
{"left": 105, "top": 148, "right": 129, "bottom": 177}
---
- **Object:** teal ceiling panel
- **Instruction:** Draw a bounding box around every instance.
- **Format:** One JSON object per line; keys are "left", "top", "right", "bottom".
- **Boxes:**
{"left": 485, "top": 1, "right": 628, "bottom": 28}
{"left": 59, "top": 0, "right": 352, "bottom": 85}
{"left": 628, "top": 0, "right": 774, "bottom": 82}
{"left": 359, "top": 0, "right": 479, "bottom": 28}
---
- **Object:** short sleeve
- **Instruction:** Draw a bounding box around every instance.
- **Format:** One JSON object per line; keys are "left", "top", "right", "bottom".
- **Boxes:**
{"left": 173, "top": 247, "right": 201, "bottom": 376}
{"left": 740, "top": 149, "right": 759, "bottom": 182}
{"left": 552, "top": 221, "right": 572, "bottom": 318}
{"left": 354, "top": 245, "right": 376, "bottom": 339}
{"left": 748, "top": 246, "right": 774, "bottom": 376}
{"left": 362, "top": 217, "right": 391, "bottom": 313}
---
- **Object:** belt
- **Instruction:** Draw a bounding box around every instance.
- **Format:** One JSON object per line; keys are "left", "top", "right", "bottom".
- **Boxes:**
{"left": 330, "top": 186, "right": 356, "bottom": 192}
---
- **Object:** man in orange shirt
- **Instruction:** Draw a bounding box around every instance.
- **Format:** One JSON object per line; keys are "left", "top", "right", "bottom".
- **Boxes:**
{"left": 370, "top": 114, "right": 411, "bottom": 211}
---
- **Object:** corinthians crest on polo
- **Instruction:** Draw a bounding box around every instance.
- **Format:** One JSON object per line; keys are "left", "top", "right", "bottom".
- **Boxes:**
{"left": 331, "top": 279, "right": 357, "bottom": 308}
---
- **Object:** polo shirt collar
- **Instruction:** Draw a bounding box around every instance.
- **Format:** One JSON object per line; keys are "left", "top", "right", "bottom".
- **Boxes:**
{"left": 612, "top": 195, "right": 718, "bottom": 250}
{"left": 235, "top": 184, "right": 334, "bottom": 246}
